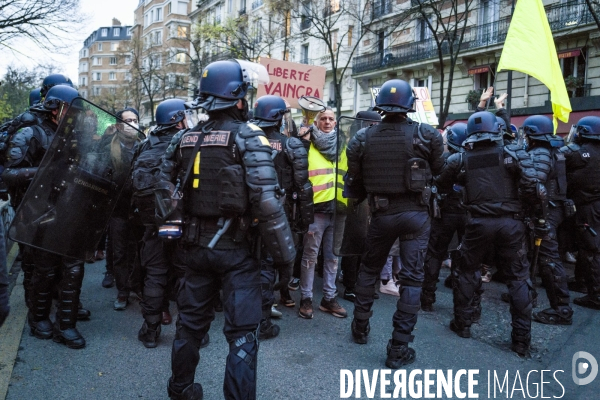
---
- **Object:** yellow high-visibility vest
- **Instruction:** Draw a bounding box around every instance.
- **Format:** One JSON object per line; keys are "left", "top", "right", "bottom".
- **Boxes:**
{"left": 307, "top": 143, "right": 348, "bottom": 206}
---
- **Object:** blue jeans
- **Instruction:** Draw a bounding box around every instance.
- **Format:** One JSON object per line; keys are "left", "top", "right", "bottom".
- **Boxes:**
{"left": 300, "top": 213, "right": 343, "bottom": 301}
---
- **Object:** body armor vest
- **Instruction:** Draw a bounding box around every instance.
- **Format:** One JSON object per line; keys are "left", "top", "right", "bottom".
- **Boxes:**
{"left": 181, "top": 120, "right": 242, "bottom": 218}
{"left": 362, "top": 122, "right": 417, "bottom": 194}
{"left": 546, "top": 148, "right": 567, "bottom": 202}
{"left": 464, "top": 144, "right": 518, "bottom": 205}
{"left": 569, "top": 142, "right": 600, "bottom": 198}
{"left": 264, "top": 129, "right": 293, "bottom": 192}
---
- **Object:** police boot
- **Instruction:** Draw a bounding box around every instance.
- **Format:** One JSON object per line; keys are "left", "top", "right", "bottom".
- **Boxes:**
{"left": 259, "top": 317, "right": 280, "bottom": 340}
{"left": 28, "top": 269, "right": 56, "bottom": 339}
{"left": 420, "top": 287, "right": 436, "bottom": 312}
{"left": 533, "top": 307, "right": 573, "bottom": 325}
{"left": 167, "top": 380, "right": 204, "bottom": 400}
{"left": 53, "top": 265, "right": 85, "bottom": 349}
{"left": 139, "top": 320, "right": 162, "bottom": 348}
{"left": 511, "top": 331, "right": 531, "bottom": 358}
{"left": 77, "top": 302, "right": 91, "bottom": 321}
{"left": 573, "top": 295, "right": 600, "bottom": 310}
{"left": 351, "top": 319, "right": 370, "bottom": 345}
{"left": 385, "top": 339, "right": 416, "bottom": 369}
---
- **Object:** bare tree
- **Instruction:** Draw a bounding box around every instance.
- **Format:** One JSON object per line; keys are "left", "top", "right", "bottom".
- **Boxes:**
{"left": 293, "top": 0, "right": 412, "bottom": 118}
{"left": 413, "top": 0, "right": 476, "bottom": 126}
{"left": 0, "top": 65, "right": 60, "bottom": 118}
{"left": 584, "top": 0, "right": 600, "bottom": 30}
{"left": 0, "top": 0, "right": 86, "bottom": 52}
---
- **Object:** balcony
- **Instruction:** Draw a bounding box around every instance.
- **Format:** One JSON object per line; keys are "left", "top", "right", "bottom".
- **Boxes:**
{"left": 372, "top": 0, "right": 393, "bottom": 20}
{"left": 353, "top": 0, "right": 594, "bottom": 75}
{"left": 251, "top": 0, "right": 263, "bottom": 9}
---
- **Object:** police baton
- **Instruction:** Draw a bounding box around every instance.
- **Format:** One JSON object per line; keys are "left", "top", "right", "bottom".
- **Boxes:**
{"left": 530, "top": 219, "right": 549, "bottom": 284}
{"left": 207, "top": 217, "right": 233, "bottom": 249}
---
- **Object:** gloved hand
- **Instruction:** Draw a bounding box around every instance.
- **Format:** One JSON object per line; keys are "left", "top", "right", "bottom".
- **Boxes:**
{"left": 273, "top": 262, "right": 294, "bottom": 291}
{"left": 533, "top": 219, "right": 551, "bottom": 240}
{"left": 0, "top": 286, "right": 10, "bottom": 328}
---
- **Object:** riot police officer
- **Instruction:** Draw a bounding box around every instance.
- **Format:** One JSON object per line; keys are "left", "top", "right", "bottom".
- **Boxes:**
{"left": 160, "top": 60, "right": 295, "bottom": 399}
{"left": 346, "top": 79, "right": 444, "bottom": 368}
{"left": 436, "top": 111, "right": 538, "bottom": 356}
{"left": 520, "top": 116, "right": 574, "bottom": 325}
{"left": 560, "top": 116, "right": 600, "bottom": 310}
{"left": 132, "top": 99, "right": 189, "bottom": 348}
{"left": 2, "top": 85, "right": 88, "bottom": 349}
{"left": 421, "top": 123, "right": 468, "bottom": 312}
{"left": 251, "top": 95, "right": 313, "bottom": 339}
{"left": 40, "top": 73, "right": 73, "bottom": 99}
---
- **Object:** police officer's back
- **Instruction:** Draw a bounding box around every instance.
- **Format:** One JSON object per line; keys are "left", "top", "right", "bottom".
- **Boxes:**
{"left": 345, "top": 79, "right": 444, "bottom": 368}
{"left": 436, "top": 111, "right": 537, "bottom": 356}
{"left": 160, "top": 60, "right": 295, "bottom": 400}
{"left": 560, "top": 116, "right": 600, "bottom": 310}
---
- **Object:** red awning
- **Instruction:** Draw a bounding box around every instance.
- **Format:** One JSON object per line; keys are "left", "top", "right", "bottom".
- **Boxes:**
{"left": 510, "top": 110, "right": 600, "bottom": 135}
{"left": 445, "top": 110, "right": 600, "bottom": 135}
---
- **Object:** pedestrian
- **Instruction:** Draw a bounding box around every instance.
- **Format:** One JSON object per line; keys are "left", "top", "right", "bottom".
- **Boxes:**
{"left": 346, "top": 79, "right": 444, "bottom": 368}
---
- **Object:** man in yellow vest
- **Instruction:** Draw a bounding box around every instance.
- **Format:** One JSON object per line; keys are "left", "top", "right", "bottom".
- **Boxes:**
{"left": 297, "top": 107, "right": 348, "bottom": 319}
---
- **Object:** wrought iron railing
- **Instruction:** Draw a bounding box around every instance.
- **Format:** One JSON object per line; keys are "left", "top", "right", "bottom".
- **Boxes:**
{"left": 353, "top": 0, "right": 594, "bottom": 74}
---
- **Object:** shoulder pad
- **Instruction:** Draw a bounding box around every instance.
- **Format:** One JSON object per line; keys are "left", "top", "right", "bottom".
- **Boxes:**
{"left": 238, "top": 122, "right": 265, "bottom": 139}
{"left": 20, "top": 111, "right": 37, "bottom": 125}
{"left": 559, "top": 143, "right": 580, "bottom": 155}
{"left": 355, "top": 127, "right": 368, "bottom": 142}
{"left": 286, "top": 136, "right": 304, "bottom": 150}
{"left": 446, "top": 152, "right": 463, "bottom": 169}
{"left": 417, "top": 123, "right": 438, "bottom": 141}
{"left": 164, "top": 129, "right": 186, "bottom": 160}
{"left": 504, "top": 144, "right": 527, "bottom": 160}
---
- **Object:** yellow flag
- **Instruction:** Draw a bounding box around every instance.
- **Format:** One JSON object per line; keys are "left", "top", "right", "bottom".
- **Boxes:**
{"left": 497, "top": 0, "right": 571, "bottom": 131}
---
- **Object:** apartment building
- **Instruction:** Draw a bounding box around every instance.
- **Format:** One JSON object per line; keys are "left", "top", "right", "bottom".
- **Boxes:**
{"left": 78, "top": 19, "right": 133, "bottom": 109}
{"left": 352, "top": 0, "right": 600, "bottom": 132}
{"left": 132, "top": 0, "right": 193, "bottom": 125}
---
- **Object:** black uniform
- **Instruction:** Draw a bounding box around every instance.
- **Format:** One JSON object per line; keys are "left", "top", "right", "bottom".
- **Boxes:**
{"left": 525, "top": 142, "right": 573, "bottom": 324}
{"left": 421, "top": 152, "right": 467, "bottom": 310}
{"left": 436, "top": 134, "right": 537, "bottom": 354}
{"left": 259, "top": 125, "right": 312, "bottom": 334}
{"left": 560, "top": 141, "right": 600, "bottom": 309}
{"left": 346, "top": 114, "right": 444, "bottom": 364}
{"left": 2, "top": 111, "right": 87, "bottom": 348}
{"left": 131, "top": 127, "right": 187, "bottom": 344}
{"left": 161, "top": 111, "right": 295, "bottom": 399}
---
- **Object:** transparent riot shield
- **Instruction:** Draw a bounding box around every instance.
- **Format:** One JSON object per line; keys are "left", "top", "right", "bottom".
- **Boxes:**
{"left": 333, "top": 116, "right": 381, "bottom": 257}
{"left": 8, "top": 98, "right": 143, "bottom": 259}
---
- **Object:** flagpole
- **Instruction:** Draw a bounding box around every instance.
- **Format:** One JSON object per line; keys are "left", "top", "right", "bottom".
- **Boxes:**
{"left": 505, "top": 0, "right": 516, "bottom": 119}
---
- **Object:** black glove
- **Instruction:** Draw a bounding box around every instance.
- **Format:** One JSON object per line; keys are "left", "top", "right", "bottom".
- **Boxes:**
{"left": 533, "top": 219, "right": 551, "bottom": 240}
{"left": 0, "top": 287, "right": 10, "bottom": 328}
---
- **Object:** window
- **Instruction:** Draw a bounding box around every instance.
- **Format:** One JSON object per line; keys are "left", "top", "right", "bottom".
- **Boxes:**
{"left": 109, "top": 87, "right": 116, "bottom": 95}
{"left": 331, "top": 30, "right": 338, "bottom": 52}
{"left": 114, "top": 27, "right": 121, "bottom": 36}
{"left": 97, "top": 43, "right": 103, "bottom": 51}
{"left": 473, "top": 68, "right": 495, "bottom": 91}
{"left": 111, "top": 42, "right": 118, "bottom": 51}
{"left": 151, "top": 30, "right": 162, "bottom": 45}
{"left": 125, "top": 72, "right": 132, "bottom": 81}
{"left": 156, "top": 8, "right": 162, "bottom": 21}
{"left": 178, "top": 1, "right": 187, "bottom": 14}
{"left": 79, "top": 76, "right": 87, "bottom": 86}
{"left": 93, "top": 72, "right": 102, "bottom": 81}
{"left": 109, "top": 57, "right": 117, "bottom": 65}
{"left": 93, "top": 57, "right": 101, "bottom": 65}
{"left": 348, "top": 26, "right": 353, "bottom": 46}
{"left": 145, "top": 14, "right": 149, "bottom": 27}
{"left": 228, "top": 0, "right": 233, "bottom": 13}
{"left": 300, "top": 44, "right": 309, "bottom": 64}
{"left": 561, "top": 50, "right": 587, "bottom": 97}
{"left": 372, "top": 0, "right": 392, "bottom": 19}
{"left": 127, "top": 27, "right": 132, "bottom": 36}
{"left": 101, "top": 28, "right": 108, "bottom": 37}
{"left": 177, "top": 26, "right": 188, "bottom": 38}
{"left": 109, "top": 72, "right": 116, "bottom": 80}
{"left": 176, "top": 52, "right": 186, "bottom": 63}
{"left": 93, "top": 87, "right": 101, "bottom": 96}
{"left": 125, "top": 55, "right": 132, "bottom": 64}
{"left": 80, "top": 90, "right": 87, "bottom": 98}
{"left": 167, "top": 2, "right": 172, "bottom": 14}
{"left": 81, "top": 49, "right": 88, "bottom": 57}
{"left": 81, "top": 62, "right": 88, "bottom": 72}
{"left": 416, "top": 17, "right": 431, "bottom": 41}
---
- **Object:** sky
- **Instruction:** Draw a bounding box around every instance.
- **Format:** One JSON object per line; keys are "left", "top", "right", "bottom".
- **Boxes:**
{"left": 0, "top": 0, "right": 139, "bottom": 82}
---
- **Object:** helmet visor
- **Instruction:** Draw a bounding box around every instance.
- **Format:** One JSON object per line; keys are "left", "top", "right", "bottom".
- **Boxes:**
{"left": 566, "top": 125, "right": 578, "bottom": 143}
{"left": 236, "top": 59, "right": 270, "bottom": 88}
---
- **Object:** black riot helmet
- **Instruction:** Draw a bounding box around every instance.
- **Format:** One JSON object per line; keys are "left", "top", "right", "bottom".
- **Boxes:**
{"left": 445, "top": 123, "right": 468, "bottom": 152}
{"left": 155, "top": 98, "right": 186, "bottom": 126}
{"left": 29, "top": 88, "right": 42, "bottom": 106}
{"left": 574, "top": 116, "right": 600, "bottom": 141}
{"left": 42, "top": 85, "right": 79, "bottom": 111}
{"left": 196, "top": 59, "right": 269, "bottom": 112}
{"left": 467, "top": 111, "right": 500, "bottom": 136}
{"left": 252, "top": 95, "right": 288, "bottom": 128}
{"left": 40, "top": 74, "right": 73, "bottom": 98}
{"left": 373, "top": 79, "right": 416, "bottom": 113}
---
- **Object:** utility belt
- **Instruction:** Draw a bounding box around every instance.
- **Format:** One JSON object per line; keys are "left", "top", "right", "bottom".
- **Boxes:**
{"left": 368, "top": 192, "right": 428, "bottom": 215}
{"left": 469, "top": 211, "right": 524, "bottom": 220}
{"left": 181, "top": 215, "right": 251, "bottom": 250}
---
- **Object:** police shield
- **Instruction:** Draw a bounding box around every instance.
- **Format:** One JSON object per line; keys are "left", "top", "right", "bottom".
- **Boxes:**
{"left": 9, "top": 98, "right": 143, "bottom": 259}
{"left": 333, "top": 115, "right": 381, "bottom": 256}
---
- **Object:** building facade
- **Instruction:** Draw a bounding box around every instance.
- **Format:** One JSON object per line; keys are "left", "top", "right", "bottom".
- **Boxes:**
{"left": 78, "top": 19, "right": 133, "bottom": 112}
{"left": 132, "top": 0, "right": 193, "bottom": 125}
